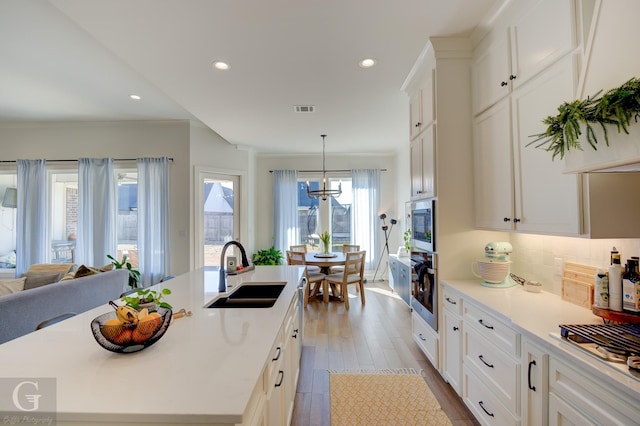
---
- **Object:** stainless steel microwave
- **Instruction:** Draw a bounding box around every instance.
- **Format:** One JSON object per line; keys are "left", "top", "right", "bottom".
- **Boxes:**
{"left": 410, "top": 199, "right": 435, "bottom": 253}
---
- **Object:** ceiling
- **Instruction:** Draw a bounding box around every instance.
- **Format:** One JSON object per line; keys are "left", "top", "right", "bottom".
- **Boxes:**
{"left": 0, "top": 0, "right": 498, "bottom": 154}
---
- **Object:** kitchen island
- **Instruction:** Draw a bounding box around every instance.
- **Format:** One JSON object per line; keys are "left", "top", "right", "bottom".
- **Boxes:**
{"left": 0, "top": 266, "right": 304, "bottom": 425}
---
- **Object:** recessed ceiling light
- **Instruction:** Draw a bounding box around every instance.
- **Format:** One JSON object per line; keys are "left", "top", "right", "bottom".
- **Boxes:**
{"left": 129, "top": 94, "right": 141, "bottom": 100}
{"left": 213, "top": 61, "right": 229, "bottom": 70}
{"left": 359, "top": 58, "right": 376, "bottom": 68}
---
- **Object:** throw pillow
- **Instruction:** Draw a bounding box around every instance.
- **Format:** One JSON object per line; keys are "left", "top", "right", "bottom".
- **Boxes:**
{"left": 59, "top": 271, "right": 76, "bottom": 281}
{"left": 74, "top": 264, "right": 114, "bottom": 279}
{"left": 0, "top": 277, "right": 26, "bottom": 296}
{"left": 23, "top": 272, "right": 63, "bottom": 290}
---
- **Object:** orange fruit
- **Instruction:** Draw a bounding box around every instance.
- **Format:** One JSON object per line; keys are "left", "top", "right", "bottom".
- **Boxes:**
{"left": 112, "top": 328, "right": 133, "bottom": 345}
{"left": 101, "top": 319, "right": 123, "bottom": 342}
{"left": 132, "top": 327, "right": 153, "bottom": 343}
{"left": 137, "top": 314, "right": 162, "bottom": 334}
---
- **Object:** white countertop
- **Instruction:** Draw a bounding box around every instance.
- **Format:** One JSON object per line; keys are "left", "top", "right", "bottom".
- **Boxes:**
{"left": 0, "top": 266, "right": 303, "bottom": 424}
{"left": 441, "top": 279, "right": 640, "bottom": 400}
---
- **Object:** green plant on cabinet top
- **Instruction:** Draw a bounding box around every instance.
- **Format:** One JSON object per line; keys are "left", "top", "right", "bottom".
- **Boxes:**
{"left": 529, "top": 77, "right": 640, "bottom": 160}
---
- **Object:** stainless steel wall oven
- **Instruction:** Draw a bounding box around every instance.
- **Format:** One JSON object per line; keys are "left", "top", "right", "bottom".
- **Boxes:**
{"left": 411, "top": 251, "right": 437, "bottom": 331}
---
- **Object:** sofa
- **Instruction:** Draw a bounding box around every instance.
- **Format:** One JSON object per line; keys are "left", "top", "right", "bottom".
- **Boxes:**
{"left": 0, "top": 265, "right": 128, "bottom": 344}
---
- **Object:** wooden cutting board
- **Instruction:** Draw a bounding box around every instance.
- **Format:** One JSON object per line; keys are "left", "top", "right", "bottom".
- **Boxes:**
{"left": 562, "top": 261, "right": 596, "bottom": 309}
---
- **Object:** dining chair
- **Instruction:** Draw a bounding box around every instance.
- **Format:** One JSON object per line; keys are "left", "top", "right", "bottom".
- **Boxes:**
{"left": 329, "top": 244, "right": 361, "bottom": 274}
{"left": 35, "top": 312, "right": 77, "bottom": 330}
{"left": 324, "top": 250, "right": 366, "bottom": 309}
{"left": 289, "top": 244, "right": 321, "bottom": 272}
{"left": 286, "top": 250, "right": 327, "bottom": 306}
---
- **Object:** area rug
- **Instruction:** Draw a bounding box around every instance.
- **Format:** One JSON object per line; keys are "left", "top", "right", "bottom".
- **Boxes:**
{"left": 329, "top": 369, "right": 453, "bottom": 426}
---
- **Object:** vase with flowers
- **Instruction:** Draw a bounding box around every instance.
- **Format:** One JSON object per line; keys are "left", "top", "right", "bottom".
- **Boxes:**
{"left": 319, "top": 231, "right": 331, "bottom": 254}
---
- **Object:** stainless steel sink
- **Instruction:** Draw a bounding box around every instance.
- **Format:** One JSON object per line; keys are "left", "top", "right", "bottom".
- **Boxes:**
{"left": 206, "top": 282, "right": 286, "bottom": 308}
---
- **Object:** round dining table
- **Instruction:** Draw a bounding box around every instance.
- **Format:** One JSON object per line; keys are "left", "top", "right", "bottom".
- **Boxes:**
{"left": 304, "top": 252, "right": 346, "bottom": 302}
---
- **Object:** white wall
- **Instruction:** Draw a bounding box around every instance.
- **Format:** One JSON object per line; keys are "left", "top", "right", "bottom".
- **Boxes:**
{"left": 0, "top": 120, "right": 192, "bottom": 274}
{"left": 254, "top": 152, "right": 399, "bottom": 260}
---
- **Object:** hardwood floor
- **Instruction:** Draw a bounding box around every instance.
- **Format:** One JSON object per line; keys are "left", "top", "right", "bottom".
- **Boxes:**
{"left": 291, "top": 279, "right": 480, "bottom": 426}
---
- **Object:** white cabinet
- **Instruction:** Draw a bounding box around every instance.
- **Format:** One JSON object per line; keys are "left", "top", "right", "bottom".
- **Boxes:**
{"left": 410, "top": 124, "right": 436, "bottom": 199}
{"left": 472, "top": 0, "right": 576, "bottom": 115}
{"left": 409, "top": 69, "right": 434, "bottom": 140}
{"left": 441, "top": 286, "right": 462, "bottom": 396}
{"left": 473, "top": 55, "right": 581, "bottom": 235}
{"left": 412, "top": 310, "right": 438, "bottom": 369}
{"left": 548, "top": 356, "right": 640, "bottom": 425}
{"left": 462, "top": 300, "right": 521, "bottom": 424}
{"left": 521, "top": 339, "right": 548, "bottom": 426}
{"left": 265, "top": 294, "right": 301, "bottom": 426}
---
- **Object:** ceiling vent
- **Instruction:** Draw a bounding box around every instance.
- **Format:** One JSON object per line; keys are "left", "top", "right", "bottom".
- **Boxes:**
{"left": 294, "top": 105, "right": 315, "bottom": 113}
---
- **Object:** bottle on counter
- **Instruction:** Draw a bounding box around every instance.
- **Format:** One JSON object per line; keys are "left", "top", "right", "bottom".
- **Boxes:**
{"left": 622, "top": 257, "right": 640, "bottom": 313}
{"left": 609, "top": 249, "right": 623, "bottom": 312}
{"left": 594, "top": 268, "right": 609, "bottom": 308}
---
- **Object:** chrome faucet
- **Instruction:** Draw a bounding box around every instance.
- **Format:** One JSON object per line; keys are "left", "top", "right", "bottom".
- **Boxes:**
{"left": 219, "top": 240, "right": 252, "bottom": 292}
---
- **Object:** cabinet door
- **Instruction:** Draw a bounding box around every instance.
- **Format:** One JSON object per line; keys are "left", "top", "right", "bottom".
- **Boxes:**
{"left": 420, "top": 125, "right": 436, "bottom": 198}
{"left": 442, "top": 310, "right": 462, "bottom": 396}
{"left": 398, "top": 262, "right": 411, "bottom": 306}
{"left": 410, "top": 90, "right": 423, "bottom": 140}
{"left": 473, "top": 99, "right": 514, "bottom": 230}
{"left": 548, "top": 393, "right": 594, "bottom": 426}
{"left": 388, "top": 257, "right": 398, "bottom": 290}
{"left": 511, "top": 0, "right": 575, "bottom": 88}
{"left": 472, "top": 29, "right": 512, "bottom": 114}
{"left": 410, "top": 70, "right": 435, "bottom": 140}
{"left": 410, "top": 137, "right": 423, "bottom": 198}
{"left": 522, "top": 340, "right": 548, "bottom": 426}
{"left": 512, "top": 56, "right": 580, "bottom": 235}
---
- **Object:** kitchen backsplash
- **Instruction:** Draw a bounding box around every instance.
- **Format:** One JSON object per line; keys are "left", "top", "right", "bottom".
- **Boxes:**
{"left": 509, "top": 234, "right": 640, "bottom": 296}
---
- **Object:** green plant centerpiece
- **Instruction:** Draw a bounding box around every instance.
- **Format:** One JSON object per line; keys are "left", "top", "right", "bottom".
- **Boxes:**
{"left": 319, "top": 231, "right": 331, "bottom": 254}
{"left": 107, "top": 254, "right": 141, "bottom": 289}
{"left": 121, "top": 288, "right": 172, "bottom": 310}
{"left": 529, "top": 77, "right": 640, "bottom": 160}
{"left": 251, "top": 247, "right": 283, "bottom": 265}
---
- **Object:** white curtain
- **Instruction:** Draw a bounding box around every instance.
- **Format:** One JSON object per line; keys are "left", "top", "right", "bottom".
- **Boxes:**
{"left": 273, "top": 170, "right": 299, "bottom": 255}
{"left": 76, "top": 158, "right": 117, "bottom": 267}
{"left": 137, "top": 157, "right": 170, "bottom": 287}
{"left": 15, "top": 159, "right": 47, "bottom": 276}
{"left": 351, "top": 169, "right": 380, "bottom": 270}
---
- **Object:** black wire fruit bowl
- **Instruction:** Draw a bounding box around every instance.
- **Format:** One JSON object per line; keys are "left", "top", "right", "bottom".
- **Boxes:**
{"left": 90, "top": 307, "right": 172, "bottom": 353}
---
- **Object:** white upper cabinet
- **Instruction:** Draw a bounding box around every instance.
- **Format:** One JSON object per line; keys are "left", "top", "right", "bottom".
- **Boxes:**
{"left": 472, "top": 0, "right": 576, "bottom": 115}
{"left": 510, "top": 0, "right": 575, "bottom": 89}
{"left": 410, "top": 124, "right": 436, "bottom": 199}
{"left": 409, "top": 69, "right": 435, "bottom": 141}
{"left": 474, "top": 55, "right": 581, "bottom": 235}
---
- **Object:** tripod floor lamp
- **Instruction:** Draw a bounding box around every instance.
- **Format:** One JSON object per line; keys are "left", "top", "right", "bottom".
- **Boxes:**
{"left": 373, "top": 213, "right": 396, "bottom": 282}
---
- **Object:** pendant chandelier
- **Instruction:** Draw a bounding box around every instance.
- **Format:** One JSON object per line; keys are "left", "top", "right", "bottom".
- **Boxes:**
{"left": 306, "top": 134, "right": 342, "bottom": 201}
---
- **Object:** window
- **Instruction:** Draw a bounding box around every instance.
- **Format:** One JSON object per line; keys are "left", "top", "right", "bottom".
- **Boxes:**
{"left": 47, "top": 169, "right": 138, "bottom": 266}
{"left": 0, "top": 174, "right": 17, "bottom": 272}
{"left": 297, "top": 177, "right": 352, "bottom": 252}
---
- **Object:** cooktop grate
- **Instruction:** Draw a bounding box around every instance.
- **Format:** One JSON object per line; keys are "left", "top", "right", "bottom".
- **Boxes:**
{"left": 559, "top": 323, "right": 640, "bottom": 356}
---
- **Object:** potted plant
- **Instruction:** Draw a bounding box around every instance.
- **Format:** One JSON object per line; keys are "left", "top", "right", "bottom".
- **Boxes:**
{"left": 251, "top": 247, "right": 283, "bottom": 265}
{"left": 107, "top": 254, "right": 141, "bottom": 289}
{"left": 121, "top": 287, "right": 172, "bottom": 310}
{"left": 319, "top": 231, "right": 331, "bottom": 254}
{"left": 398, "top": 229, "right": 411, "bottom": 257}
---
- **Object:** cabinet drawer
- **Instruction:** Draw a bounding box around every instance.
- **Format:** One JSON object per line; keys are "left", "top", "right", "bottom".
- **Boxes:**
{"left": 412, "top": 311, "right": 438, "bottom": 369}
{"left": 549, "top": 357, "right": 640, "bottom": 425}
{"left": 464, "top": 302, "right": 520, "bottom": 356}
{"left": 464, "top": 367, "right": 520, "bottom": 426}
{"left": 465, "top": 331, "right": 520, "bottom": 414}
{"left": 442, "top": 285, "right": 462, "bottom": 315}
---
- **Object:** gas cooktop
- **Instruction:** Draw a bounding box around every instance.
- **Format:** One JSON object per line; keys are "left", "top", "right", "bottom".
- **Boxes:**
{"left": 554, "top": 323, "right": 640, "bottom": 382}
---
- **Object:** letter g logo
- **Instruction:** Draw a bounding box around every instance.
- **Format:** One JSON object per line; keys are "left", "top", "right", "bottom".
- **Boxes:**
{"left": 12, "top": 380, "right": 42, "bottom": 411}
